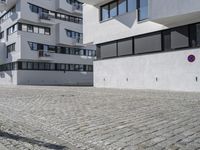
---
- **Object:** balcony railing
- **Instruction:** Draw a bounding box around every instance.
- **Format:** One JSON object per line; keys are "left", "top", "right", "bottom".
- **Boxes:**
{"left": 38, "top": 50, "right": 51, "bottom": 57}
{"left": 39, "top": 12, "right": 51, "bottom": 20}
{"left": 72, "top": 37, "right": 83, "bottom": 45}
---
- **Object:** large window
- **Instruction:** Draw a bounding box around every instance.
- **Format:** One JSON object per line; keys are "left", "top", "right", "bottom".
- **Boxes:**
{"left": 100, "top": 42, "right": 117, "bottom": 59}
{"left": 100, "top": 0, "right": 137, "bottom": 21}
{"left": 171, "top": 26, "right": 189, "bottom": 49}
{"left": 135, "top": 32, "right": 162, "bottom": 54}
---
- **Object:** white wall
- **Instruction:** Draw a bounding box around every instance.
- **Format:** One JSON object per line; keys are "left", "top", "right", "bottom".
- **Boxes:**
{"left": 83, "top": 4, "right": 166, "bottom": 45}
{"left": 94, "top": 48, "right": 200, "bottom": 92}
{"left": 149, "top": 0, "right": 200, "bottom": 21}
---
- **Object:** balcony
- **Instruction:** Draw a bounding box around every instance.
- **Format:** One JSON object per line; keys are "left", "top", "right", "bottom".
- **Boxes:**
{"left": 78, "top": 0, "right": 106, "bottom": 5}
{"left": 0, "top": 0, "right": 16, "bottom": 11}
{"left": 56, "top": 0, "right": 82, "bottom": 15}
{"left": 72, "top": 37, "right": 83, "bottom": 46}
{"left": 38, "top": 12, "right": 56, "bottom": 25}
{"left": 72, "top": 3, "right": 82, "bottom": 14}
{"left": 149, "top": 0, "right": 200, "bottom": 25}
{"left": 38, "top": 51, "right": 52, "bottom": 61}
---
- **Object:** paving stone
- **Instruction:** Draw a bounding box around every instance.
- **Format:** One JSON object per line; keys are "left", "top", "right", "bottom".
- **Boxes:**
{"left": 0, "top": 86, "right": 200, "bottom": 149}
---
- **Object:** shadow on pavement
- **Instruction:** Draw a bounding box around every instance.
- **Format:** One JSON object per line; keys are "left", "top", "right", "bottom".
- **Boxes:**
{"left": 0, "top": 130, "right": 68, "bottom": 150}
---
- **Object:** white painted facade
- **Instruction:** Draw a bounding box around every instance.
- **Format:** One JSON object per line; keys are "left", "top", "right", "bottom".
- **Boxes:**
{"left": 0, "top": 0, "right": 95, "bottom": 85}
{"left": 80, "top": 0, "right": 200, "bottom": 92}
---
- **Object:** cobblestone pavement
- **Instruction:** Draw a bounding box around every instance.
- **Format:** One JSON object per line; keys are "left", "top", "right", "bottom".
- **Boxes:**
{"left": 0, "top": 86, "right": 200, "bottom": 150}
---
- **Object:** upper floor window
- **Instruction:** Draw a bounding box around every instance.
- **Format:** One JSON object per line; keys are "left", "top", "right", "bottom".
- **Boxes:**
{"left": 7, "top": 23, "right": 51, "bottom": 39}
{"left": 100, "top": 0, "right": 137, "bottom": 21}
{"left": 66, "top": 29, "right": 83, "bottom": 39}
{"left": 66, "top": 0, "right": 83, "bottom": 10}
{"left": 7, "top": 43, "right": 15, "bottom": 58}
{"left": 28, "top": 3, "right": 82, "bottom": 24}
{"left": 138, "top": 0, "right": 148, "bottom": 21}
{"left": 28, "top": 41, "right": 96, "bottom": 57}
{"left": 0, "top": 6, "right": 16, "bottom": 24}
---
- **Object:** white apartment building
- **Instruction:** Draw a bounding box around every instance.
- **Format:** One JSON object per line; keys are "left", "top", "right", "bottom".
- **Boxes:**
{"left": 80, "top": 0, "right": 200, "bottom": 92}
{"left": 0, "top": 0, "right": 96, "bottom": 85}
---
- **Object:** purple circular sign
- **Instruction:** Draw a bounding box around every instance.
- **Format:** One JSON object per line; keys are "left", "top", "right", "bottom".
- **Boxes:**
{"left": 188, "top": 55, "right": 195, "bottom": 63}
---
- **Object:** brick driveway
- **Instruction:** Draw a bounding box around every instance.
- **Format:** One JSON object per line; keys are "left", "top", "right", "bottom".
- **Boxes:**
{"left": 0, "top": 86, "right": 200, "bottom": 150}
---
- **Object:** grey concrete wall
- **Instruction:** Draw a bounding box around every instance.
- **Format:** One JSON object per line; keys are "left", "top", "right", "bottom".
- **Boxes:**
{"left": 17, "top": 70, "right": 93, "bottom": 85}
{"left": 94, "top": 48, "right": 200, "bottom": 92}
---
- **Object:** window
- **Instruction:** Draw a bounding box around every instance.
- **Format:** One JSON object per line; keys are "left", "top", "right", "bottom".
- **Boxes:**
{"left": 39, "top": 63, "right": 45, "bottom": 70}
{"left": 66, "top": 29, "right": 82, "bottom": 39}
{"left": 0, "top": 6, "right": 16, "bottom": 24}
{"left": 110, "top": 1, "right": 117, "bottom": 17}
{"left": 100, "top": 42, "right": 117, "bottom": 59}
{"left": 7, "top": 24, "right": 18, "bottom": 36}
{"left": 33, "top": 26, "right": 39, "bottom": 33}
{"left": 171, "top": 26, "right": 189, "bottom": 49}
{"left": 118, "top": 0, "right": 127, "bottom": 15}
{"left": 22, "top": 62, "right": 27, "bottom": 70}
{"left": 27, "top": 62, "right": 33, "bottom": 70}
{"left": 196, "top": 24, "right": 200, "bottom": 47}
{"left": 69, "top": 64, "right": 74, "bottom": 71}
{"left": 135, "top": 32, "right": 162, "bottom": 54}
{"left": 50, "top": 64, "right": 55, "bottom": 70}
{"left": 39, "top": 27, "right": 45, "bottom": 34}
{"left": 138, "top": 0, "right": 148, "bottom": 21}
{"left": 7, "top": 43, "right": 15, "bottom": 58}
{"left": 22, "top": 24, "right": 28, "bottom": 31}
{"left": 27, "top": 41, "right": 96, "bottom": 57}
{"left": 28, "top": 3, "right": 82, "bottom": 24}
{"left": 101, "top": 5, "right": 109, "bottom": 21}
{"left": 100, "top": 0, "right": 137, "bottom": 21}
{"left": 33, "top": 63, "right": 38, "bottom": 69}
{"left": 162, "top": 30, "right": 171, "bottom": 51}
{"left": 0, "top": 31, "right": 4, "bottom": 39}
{"left": 128, "top": 0, "right": 136, "bottom": 12}
{"left": 27, "top": 25, "right": 33, "bottom": 32}
{"left": 118, "top": 38, "right": 133, "bottom": 56}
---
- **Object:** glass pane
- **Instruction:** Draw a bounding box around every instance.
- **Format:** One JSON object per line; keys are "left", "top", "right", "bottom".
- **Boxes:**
{"left": 101, "top": 5, "right": 109, "bottom": 20}
{"left": 128, "top": 0, "right": 136, "bottom": 12}
{"left": 39, "top": 28, "right": 45, "bottom": 34}
{"left": 22, "top": 24, "right": 27, "bottom": 31}
{"left": 118, "top": 0, "right": 127, "bottom": 15}
{"left": 34, "top": 26, "right": 39, "bottom": 33}
{"left": 196, "top": 24, "right": 200, "bottom": 46}
{"left": 110, "top": 2, "right": 117, "bottom": 17}
{"left": 138, "top": 0, "right": 148, "bottom": 21}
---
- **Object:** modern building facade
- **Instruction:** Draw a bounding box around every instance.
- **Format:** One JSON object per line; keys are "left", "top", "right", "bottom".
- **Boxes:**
{"left": 80, "top": 0, "right": 200, "bottom": 92}
{"left": 0, "top": 0, "right": 96, "bottom": 85}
